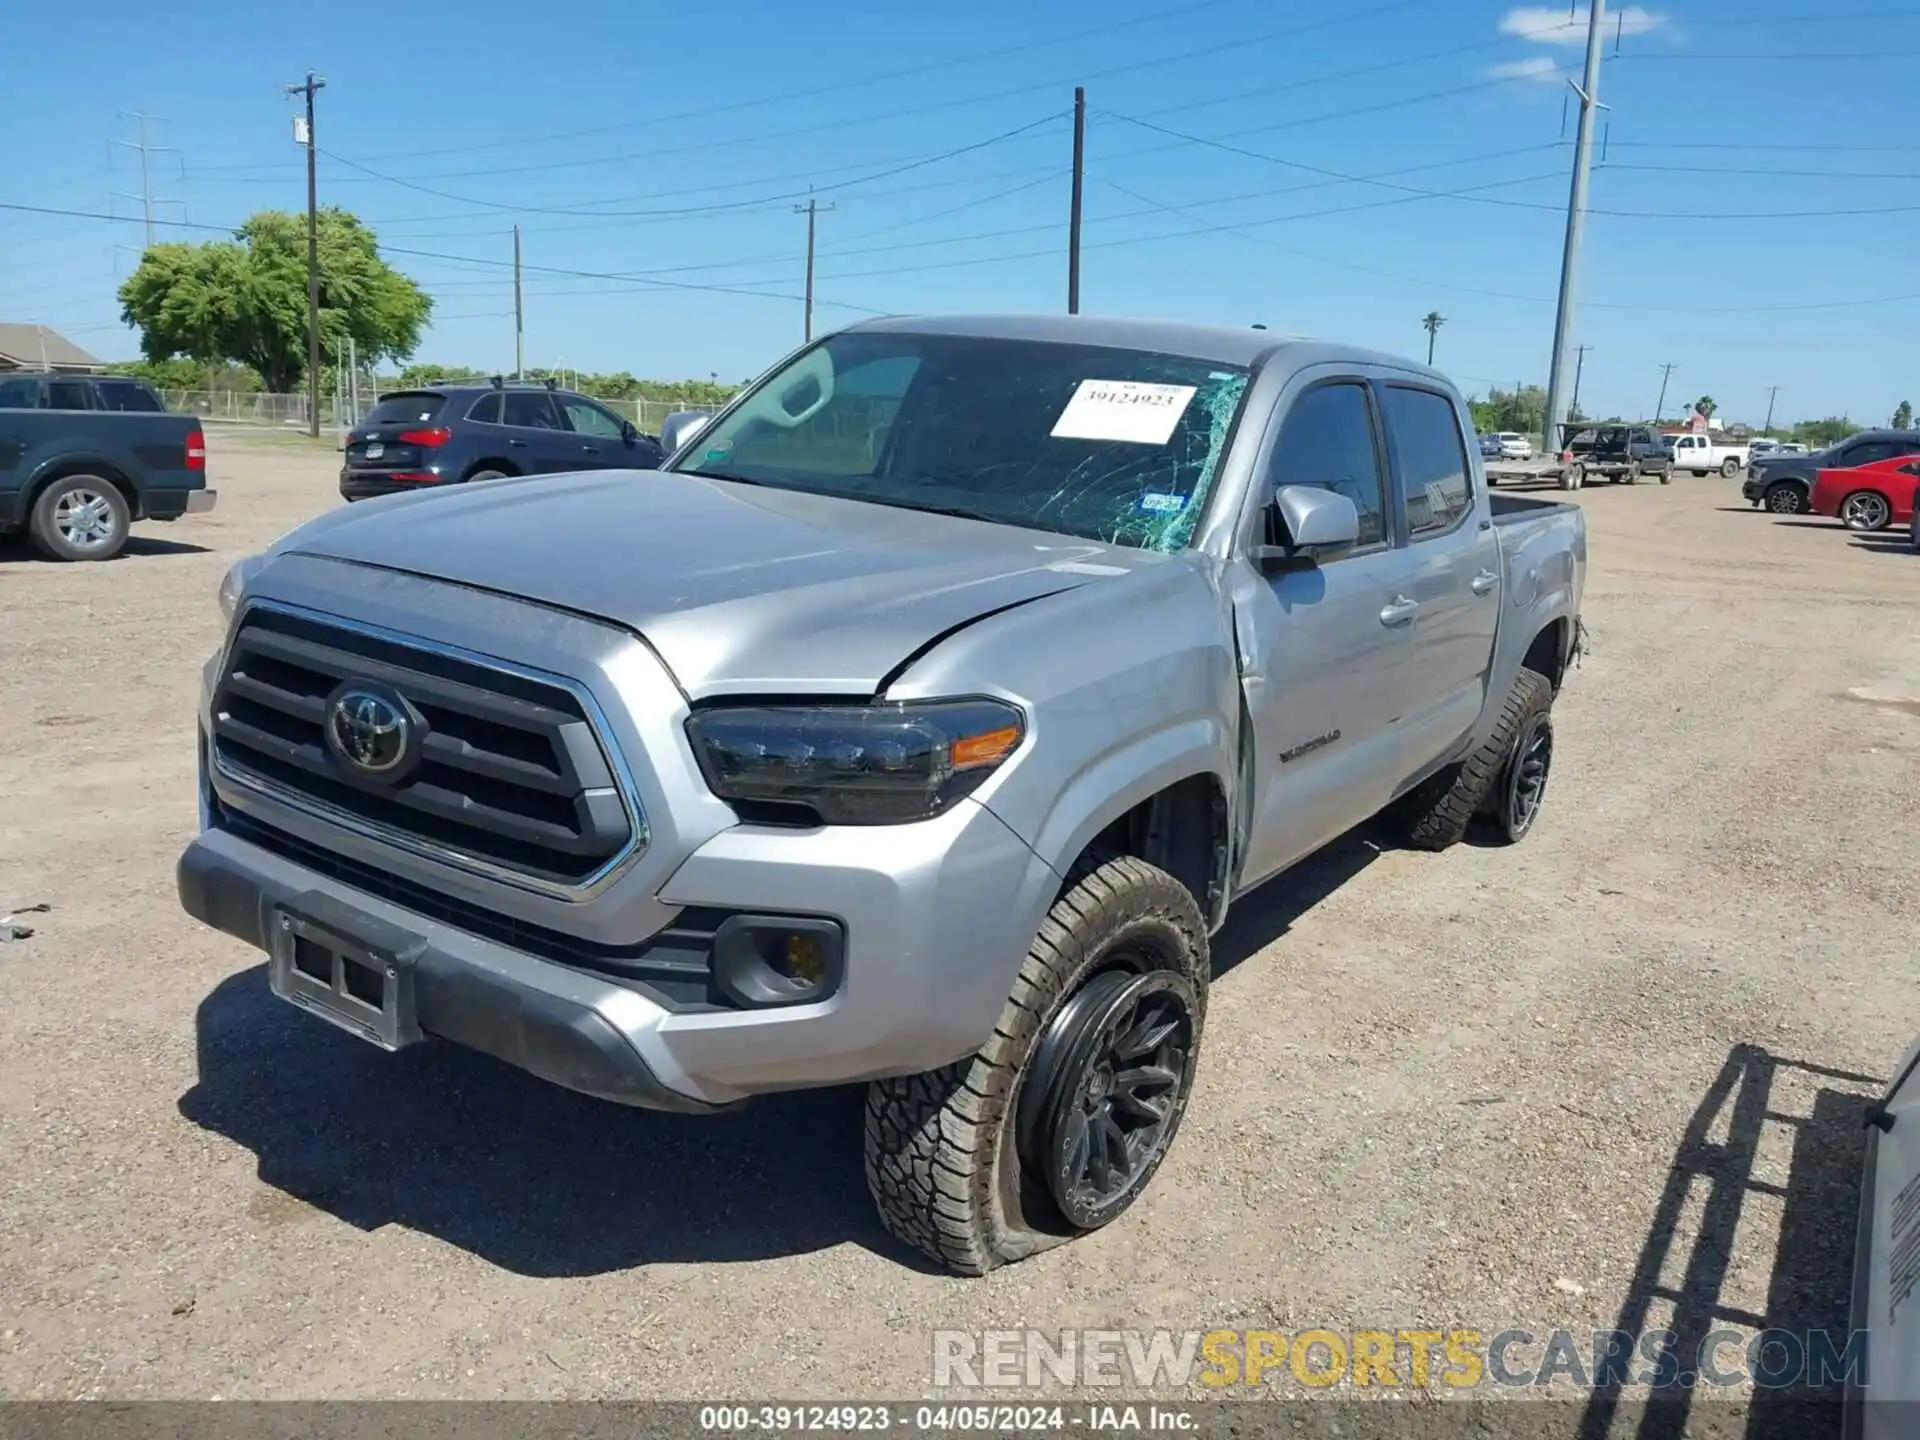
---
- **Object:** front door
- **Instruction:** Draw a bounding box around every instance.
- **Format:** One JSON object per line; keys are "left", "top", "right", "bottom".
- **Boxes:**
{"left": 1236, "top": 377, "right": 1420, "bottom": 888}
{"left": 558, "top": 394, "right": 631, "bottom": 470}
{"left": 1376, "top": 381, "right": 1502, "bottom": 775}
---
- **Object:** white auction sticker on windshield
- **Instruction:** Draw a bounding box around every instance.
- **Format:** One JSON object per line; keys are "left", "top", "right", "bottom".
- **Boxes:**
{"left": 1051, "top": 379, "right": 1198, "bottom": 445}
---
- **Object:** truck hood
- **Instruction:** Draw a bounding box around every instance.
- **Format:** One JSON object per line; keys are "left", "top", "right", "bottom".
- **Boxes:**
{"left": 280, "top": 469, "right": 1159, "bottom": 698}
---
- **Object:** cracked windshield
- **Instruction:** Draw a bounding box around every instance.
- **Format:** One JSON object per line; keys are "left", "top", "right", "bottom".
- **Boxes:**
{"left": 673, "top": 331, "right": 1249, "bottom": 550}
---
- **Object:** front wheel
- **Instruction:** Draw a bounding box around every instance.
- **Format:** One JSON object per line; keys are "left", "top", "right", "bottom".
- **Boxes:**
{"left": 1765, "top": 483, "right": 1808, "bottom": 515}
{"left": 1721, "top": 458, "right": 1742, "bottom": 478}
{"left": 1841, "top": 490, "right": 1892, "bottom": 532}
{"left": 30, "top": 476, "right": 130, "bottom": 561}
{"left": 864, "top": 857, "right": 1207, "bottom": 1275}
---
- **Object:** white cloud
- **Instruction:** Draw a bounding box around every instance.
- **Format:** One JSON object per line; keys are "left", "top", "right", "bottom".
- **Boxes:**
{"left": 1488, "top": 56, "right": 1564, "bottom": 84}
{"left": 1498, "top": 5, "right": 1665, "bottom": 45}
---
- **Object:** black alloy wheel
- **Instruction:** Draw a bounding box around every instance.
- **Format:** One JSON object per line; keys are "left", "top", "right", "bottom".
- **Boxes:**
{"left": 1018, "top": 968, "right": 1198, "bottom": 1232}
{"left": 1500, "top": 710, "right": 1554, "bottom": 843}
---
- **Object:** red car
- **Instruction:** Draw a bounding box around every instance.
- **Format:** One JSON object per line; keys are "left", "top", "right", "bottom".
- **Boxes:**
{"left": 1809, "top": 454, "right": 1920, "bottom": 532}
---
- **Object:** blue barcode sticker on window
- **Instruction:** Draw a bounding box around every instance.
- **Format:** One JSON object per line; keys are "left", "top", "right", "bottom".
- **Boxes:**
{"left": 1139, "top": 492, "right": 1188, "bottom": 514}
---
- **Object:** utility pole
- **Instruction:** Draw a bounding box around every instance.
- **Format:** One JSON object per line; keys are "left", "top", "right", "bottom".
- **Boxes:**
{"left": 513, "top": 225, "right": 525, "bottom": 380}
{"left": 1653, "top": 361, "right": 1676, "bottom": 423}
{"left": 1068, "top": 86, "right": 1086, "bottom": 315}
{"left": 1570, "top": 344, "right": 1590, "bottom": 419}
{"left": 1762, "top": 384, "right": 1781, "bottom": 435}
{"left": 794, "top": 190, "right": 834, "bottom": 343}
{"left": 110, "top": 112, "right": 182, "bottom": 248}
{"left": 285, "top": 72, "right": 326, "bottom": 437}
{"left": 1541, "top": 0, "right": 1608, "bottom": 455}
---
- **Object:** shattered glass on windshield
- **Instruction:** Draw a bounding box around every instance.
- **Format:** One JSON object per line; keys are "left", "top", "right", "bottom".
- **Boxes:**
{"left": 672, "top": 332, "right": 1252, "bottom": 553}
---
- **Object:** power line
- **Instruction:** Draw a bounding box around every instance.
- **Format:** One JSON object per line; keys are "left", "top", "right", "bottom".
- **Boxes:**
{"left": 1097, "top": 108, "right": 1920, "bottom": 220}
{"left": 188, "top": 0, "right": 1415, "bottom": 178}
{"left": 314, "top": 113, "right": 1065, "bottom": 219}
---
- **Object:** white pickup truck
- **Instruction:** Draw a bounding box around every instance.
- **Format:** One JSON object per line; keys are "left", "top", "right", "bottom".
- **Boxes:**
{"left": 1670, "top": 432, "right": 1750, "bottom": 478}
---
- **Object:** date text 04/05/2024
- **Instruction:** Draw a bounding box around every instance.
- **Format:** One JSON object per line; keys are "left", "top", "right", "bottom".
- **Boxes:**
{"left": 697, "top": 1404, "right": 1197, "bottom": 1432}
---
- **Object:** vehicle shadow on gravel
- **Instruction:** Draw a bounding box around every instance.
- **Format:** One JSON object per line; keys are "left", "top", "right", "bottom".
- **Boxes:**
{"left": 179, "top": 964, "right": 915, "bottom": 1276}
{"left": 1577, "top": 1044, "right": 1882, "bottom": 1440}
{"left": 1848, "top": 534, "right": 1917, "bottom": 556}
{"left": 0, "top": 535, "right": 211, "bottom": 563}
{"left": 1208, "top": 826, "right": 1383, "bottom": 981}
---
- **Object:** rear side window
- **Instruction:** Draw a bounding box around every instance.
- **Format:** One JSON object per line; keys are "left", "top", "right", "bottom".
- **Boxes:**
{"left": 364, "top": 393, "right": 445, "bottom": 426}
{"left": 466, "top": 393, "right": 501, "bottom": 424}
{"left": 1381, "top": 386, "right": 1473, "bottom": 538}
{"left": 503, "top": 392, "right": 562, "bottom": 429}
{"left": 1842, "top": 441, "right": 1895, "bottom": 467}
{"left": 97, "top": 380, "right": 161, "bottom": 412}
{"left": 1265, "top": 382, "right": 1387, "bottom": 549}
{"left": 44, "top": 379, "right": 93, "bottom": 410}
{"left": 0, "top": 378, "right": 37, "bottom": 407}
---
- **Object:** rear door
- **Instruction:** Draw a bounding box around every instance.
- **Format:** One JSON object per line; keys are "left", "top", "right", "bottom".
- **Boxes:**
{"left": 1377, "top": 380, "right": 1502, "bottom": 772}
{"left": 42, "top": 377, "right": 95, "bottom": 411}
{"left": 500, "top": 390, "right": 574, "bottom": 473}
{"left": 1236, "top": 375, "right": 1420, "bottom": 886}
{"left": 95, "top": 379, "right": 163, "bottom": 412}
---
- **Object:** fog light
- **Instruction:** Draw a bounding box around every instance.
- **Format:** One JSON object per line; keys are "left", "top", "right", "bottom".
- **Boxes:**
{"left": 711, "top": 915, "right": 845, "bottom": 1009}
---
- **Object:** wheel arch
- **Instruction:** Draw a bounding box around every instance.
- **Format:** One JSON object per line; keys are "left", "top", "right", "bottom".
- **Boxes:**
{"left": 459, "top": 458, "right": 521, "bottom": 482}
{"left": 26, "top": 457, "right": 139, "bottom": 519}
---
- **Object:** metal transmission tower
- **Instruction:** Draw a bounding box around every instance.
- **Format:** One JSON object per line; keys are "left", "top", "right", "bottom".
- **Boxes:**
{"left": 285, "top": 72, "right": 326, "bottom": 437}
{"left": 1541, "top": 0, "right": 1608, "bottom": 453}
{"left": 110, "top": 112, "right": 183, "bottom": 247}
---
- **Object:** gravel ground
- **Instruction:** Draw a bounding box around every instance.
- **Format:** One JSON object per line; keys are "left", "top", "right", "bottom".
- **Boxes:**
{"left": 1, "top": 434, "right": 1916, "bottom": 1408}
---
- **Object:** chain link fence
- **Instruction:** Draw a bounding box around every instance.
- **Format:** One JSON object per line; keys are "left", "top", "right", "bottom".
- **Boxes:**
{"left": 162, "top": 390, "right": 717, "bottom": 437}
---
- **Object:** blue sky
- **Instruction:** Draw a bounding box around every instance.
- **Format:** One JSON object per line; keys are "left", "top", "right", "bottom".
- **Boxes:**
{"left": 1, "top": 0, "right": 1913, "bottom": 426}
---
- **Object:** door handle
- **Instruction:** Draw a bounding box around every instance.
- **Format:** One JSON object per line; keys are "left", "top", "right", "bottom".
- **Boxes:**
{"left": 1379, "top": 595, "right": 1419, "bottom": 627}
{"left": 580, "top": 445, "right": 599, "bottom": 454}
{"left": 507, "top": 438, "right": 528, "bottom": 448}
{"left": 1470, "top": 569, "right": 1500, "bottom": 595}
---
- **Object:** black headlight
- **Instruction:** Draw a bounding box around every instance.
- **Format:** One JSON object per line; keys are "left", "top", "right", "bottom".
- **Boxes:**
{"left": 686, "top": 699, "right": 1025, "bottom": 825}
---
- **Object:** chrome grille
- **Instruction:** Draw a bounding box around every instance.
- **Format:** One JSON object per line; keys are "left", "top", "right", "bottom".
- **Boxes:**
{"left": 211, "top": 605, "right": 639, "bottom": 890}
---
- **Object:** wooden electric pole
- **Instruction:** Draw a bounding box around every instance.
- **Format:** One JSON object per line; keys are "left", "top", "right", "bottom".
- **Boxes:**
{"left": 795, "top": 191, "right": 834, "bottom": 342}
{"left": 285, "top": 72, "right": 326, "bottom": 437}
{"left": 1068, "top": 86, "right": 1086, "bottom": 315}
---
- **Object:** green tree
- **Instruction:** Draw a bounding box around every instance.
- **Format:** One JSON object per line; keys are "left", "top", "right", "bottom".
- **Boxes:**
{"left": 104, "top": 357, "right": 262, "bottom": 392}
{"left": 1792, "top": 416, "right": 1854, "bottom": 448}
{"left": 1893, "top": 399, "right": 1913, "bottom": 429}
{"left": 1693, "top": 395, "right": 1716, "bottom": 419}
{"left": 118, "top": 208, "right": 431, "bottom": 392}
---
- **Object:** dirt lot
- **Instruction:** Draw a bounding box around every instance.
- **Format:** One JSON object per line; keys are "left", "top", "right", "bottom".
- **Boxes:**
{"left": 1, "top": 432, "right": 1917, "bottom": 1406}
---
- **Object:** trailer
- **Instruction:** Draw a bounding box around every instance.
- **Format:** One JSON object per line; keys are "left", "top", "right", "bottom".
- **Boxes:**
{"left": 1486, "top": 424, "right": 1673, "bottom": 491}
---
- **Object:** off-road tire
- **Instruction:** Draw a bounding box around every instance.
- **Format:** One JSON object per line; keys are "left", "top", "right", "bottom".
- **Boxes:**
{"left": 864, "top": 856, "right": 1208, "bottom": 1275}
{"left": 1399, "top": 669, "right": 1556, "bottom": 851}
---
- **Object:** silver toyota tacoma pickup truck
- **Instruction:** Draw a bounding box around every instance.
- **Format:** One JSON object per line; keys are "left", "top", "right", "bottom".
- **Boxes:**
{"left": 178, "top": 314, "right": 1586, "bottom": 1274}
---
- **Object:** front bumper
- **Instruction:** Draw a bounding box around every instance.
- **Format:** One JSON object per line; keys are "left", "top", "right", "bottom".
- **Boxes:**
{"left": 183, "top": 740, "right": 1061, "bottom": 1111}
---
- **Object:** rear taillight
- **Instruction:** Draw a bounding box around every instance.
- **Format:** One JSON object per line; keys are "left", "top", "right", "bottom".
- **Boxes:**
{"left": 398, "top": 427, "right": 451, "bottom": 447}
{"left": 186, "top": 431, "right": 206, "bottom": 470}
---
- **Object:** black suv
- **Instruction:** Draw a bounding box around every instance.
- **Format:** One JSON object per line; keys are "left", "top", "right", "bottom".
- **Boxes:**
{"left": 1743, "top": 429, "right": 1920, "bottom": 515}
{"left": 340, "top": 380, "right": 665, "bottom": 501}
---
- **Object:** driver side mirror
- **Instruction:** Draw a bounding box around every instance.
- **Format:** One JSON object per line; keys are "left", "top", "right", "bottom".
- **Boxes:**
{"left": 1256, "top": 485, "right": 1360, "bottom": 569}
{"left": 619, "top": 419, "right": 639, "bottom": 443}
{"left": 659, "top": 410, "right": 711, "bottom": 456}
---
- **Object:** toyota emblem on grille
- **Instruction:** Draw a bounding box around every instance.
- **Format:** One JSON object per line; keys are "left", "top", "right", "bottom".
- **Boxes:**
{"left": 324, "top": 683, "right": 414, "bottom": 778}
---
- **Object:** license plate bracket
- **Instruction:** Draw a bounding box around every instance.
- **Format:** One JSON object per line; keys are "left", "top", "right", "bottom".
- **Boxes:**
{"left": 269, "top": 892, "right": 426, "bottom": 1051}
{"left": 365, "top": 442, "right": 385, "bottom": 460}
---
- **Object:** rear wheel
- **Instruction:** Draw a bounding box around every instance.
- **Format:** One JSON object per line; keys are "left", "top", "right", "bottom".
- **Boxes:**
{"left": 30, "top": 476, "right": 130, "bottom": 561}
{"left": 1400, "top": 669, "right": 1556, "bottom": 851}
{"left": 465, "top": 468, "right": 510, "bottom": 483}
{"left": 1562, "top": 463, "right": 1584, "bottom": 491}
{"left": 1840, "top": 490, "right": 1892, "bottom": 532}
{"left": 1765, "top": 482, "right": 1808, "bottom": 515}
{"left": 1721, "top": 457, "right": 1742, "bottom": 478}
{"left": 864, "top": 857, "right": 1207, "bottom": 1275}
{"left": 1496, "top": 703, "right": 1555, "bottom": 843}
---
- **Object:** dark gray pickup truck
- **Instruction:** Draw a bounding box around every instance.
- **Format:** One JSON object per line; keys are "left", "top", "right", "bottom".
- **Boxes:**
{"left": 0, "top": 372, "right": 215, "bottom": 560}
